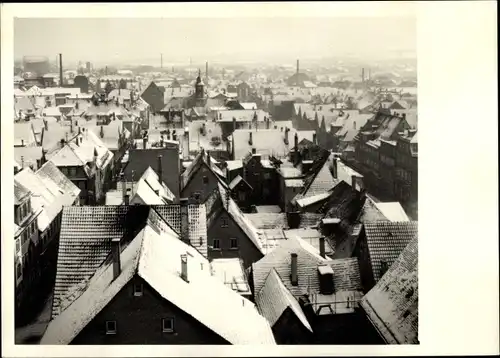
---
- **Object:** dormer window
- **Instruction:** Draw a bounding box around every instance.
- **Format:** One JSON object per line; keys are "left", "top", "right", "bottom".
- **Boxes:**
{"left": 133, "top": 283, "right": 143, "bottom": 297}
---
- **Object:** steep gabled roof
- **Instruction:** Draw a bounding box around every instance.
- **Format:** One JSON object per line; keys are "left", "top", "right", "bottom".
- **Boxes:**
{"left": 256, "top": 268, "right": 312, "bottom": 332}
{"left": 361, "top": 236, "right": 418, "bottom": 344}
{"left": 51, "top": 205, "right": 207, "bottom": 319}
{"left": 42, "top": 222, "right": 276, "bottom": 345}
{"left": 364, "top": 221, "right": 418, "bottom": 283}
{"left": 180, "top": 149, "right": 226, "bottom": 190}
{"left": 252, "top": 236, "right": 362, "bottom": 298}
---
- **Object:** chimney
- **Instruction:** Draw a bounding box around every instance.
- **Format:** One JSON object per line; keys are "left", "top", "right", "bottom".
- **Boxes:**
{"left": 319, "top": 237, "right": 326, "bottom": 258}
{"left": 44, "top": 119, "right": 48, "bottom": 130}
{"left": 143, "top": 136, "right": 147, "bottom": 149}
{"left": 351, "top": 175, "right": 357, "bottom": 191}
{"left": 248, "top": 132, "right": 253, "bottom": 145}
{"left": 251, "top": 148, "right": 256, "bottom": 155}
{"left": 59, "top": 53, "right": 63, "bottom": 87}
{"left": 294, "top": 132, "right": 299, "bottom": 150}
{"left": 21, "top": 139, "right": 24, "bottom": 147}
{"left": 290, "top": 253, "right": 298, "bottom": 286}
{"left": 206, "top": 151, "right": 211, "bottom": 167}
{"left": 121, "top": 173, "right": 126, "bottom": 201}
{"left": 157, "top": 155, "right": 163, "bottom": 183}
{"left": 286, "top": 211, "right": 301, "bottom": 229}
{"left": 111, "top": 237, "right": 121, "bottom": 280}
{"left": 353, "top": 121, "right": 356, "bottom": 130}
{"left": 313, "top": 132, "right": 317, "bottom": 145}
{"left": 332, "top": 157, "right": 338, "bottom": 179}
{"left": 180, "top": 254, "right": 189, "bottom": 282}
{"left": 284, "top": 128, "right": 289, "bottom": 145}
{"left": 180, "top": 198, "right": 190, "bottom": 244}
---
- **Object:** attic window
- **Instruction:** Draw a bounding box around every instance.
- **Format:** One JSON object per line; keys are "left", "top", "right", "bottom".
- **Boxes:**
{"left": 162, "top": 318, "right": 174, "bottom": 333}
{"left": 133, "top": 283, "right": 143, "bottom": 297}
{"left": 405, "top": 287, "right": 414, "bottom": 299}
{"left": 202, "top": 175, "right": 209, "bottom": 184}
{"left": 105, "top": 320, "right": 117, "bottom": 335}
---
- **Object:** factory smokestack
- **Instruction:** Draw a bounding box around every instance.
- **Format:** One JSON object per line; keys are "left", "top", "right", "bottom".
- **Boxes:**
{"left": 59, "top": 53, "right": 63, "bottom": 87}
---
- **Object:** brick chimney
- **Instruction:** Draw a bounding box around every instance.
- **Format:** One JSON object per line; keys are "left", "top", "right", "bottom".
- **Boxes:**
{"left": 157, "top": 155, "right": 163, "bottom": 183}
{"left": 351, "top": 175, "right": 357, "bottom": 191}
{"left": 294, "top": 132, "right": 299, "bottom": 150}
{"left": 313, "top": 132, "right": 317, "bottom": 145}
{"left": 206, "top": 150, "right": 211, "bottom": 167}
{"left": 284, "top": 128, "right": 289, "bottom": 145}
{"left": 332, "top": 157, "right": 338, "bottom": 179}
{"left": 248, "top": 132, "right": 253, "bottom": 145}
{"left": 111, "top": 237, "right": 121, "bottom": 280}
{"left": 180, "top": 198, "right": 190, "bottom": 244}
{"left": 290, "top": 253, "right": 298, "bottom": 286}
{"left": 286, "top": 211, "right": 301, "bottom": 229}
{"left": 143, "top": 136, "right": 147, "bottom": 149}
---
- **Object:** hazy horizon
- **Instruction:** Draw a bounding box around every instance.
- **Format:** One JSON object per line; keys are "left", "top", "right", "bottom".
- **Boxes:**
{"left": 14, "top": 17, "right": 416, "bottom": 67}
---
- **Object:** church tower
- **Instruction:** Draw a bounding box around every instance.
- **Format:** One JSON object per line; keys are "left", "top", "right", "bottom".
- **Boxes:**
{"left": 194, "top": 69, "right": 206, "bottom": 107}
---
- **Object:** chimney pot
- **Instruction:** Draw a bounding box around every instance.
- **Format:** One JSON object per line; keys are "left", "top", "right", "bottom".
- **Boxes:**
{"left": 291, "top": 253, "right": 298, "bottom": 286}
{"left": 351, "top": 175, "right": 357, "bottom": 191}
{"left": 112, "top": 238, "right": 121, "bottom": 280}
{"left": 332, "top": 158, "right": 338, "bottom": 179}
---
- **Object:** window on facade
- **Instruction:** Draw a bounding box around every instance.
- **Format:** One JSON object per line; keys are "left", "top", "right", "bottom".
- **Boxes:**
{"left": 213, "top": 239, "right": 220, "bottom": 250}
{"left": 193, "top": 192, "right": 201, "bottom": 201}
{"left": 202, "top": 175, "right": 209, "bottom": 184}
{"left": 106, "top": 320, "right": 117, "bottom": 335}
{"left": 133, "top": 283, "right": 143, "bottom": 297}
{"left": 230, "top": 238, "right": 238, "bottom": 249}
{"left": 16, "top": 263, "right": 22, "bottom": 279}
{"left": 238, "top": 191, "right": 246, "bottom": 202}
{"left": 162, "top": 318, "right": 174, "bottom": 333}
{"left": 221, "top": 217, "right": 229, "bottom": 228}
{"left": 69, "top": 167, "right": 77, "bottom": 177}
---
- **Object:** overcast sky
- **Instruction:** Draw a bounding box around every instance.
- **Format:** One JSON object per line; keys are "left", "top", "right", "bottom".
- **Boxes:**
{"left": 14, "top": 17, "right": 416, "bottom": 66}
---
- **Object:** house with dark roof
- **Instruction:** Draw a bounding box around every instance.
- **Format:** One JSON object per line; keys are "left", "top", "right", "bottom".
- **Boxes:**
{"left": 180, "top": 148, "right": 227, "bottom": 204}
{"left": 204, "top": 183, "right": 266, "bottom": 269}
{"left": 41, "top": 206, "right": 275, "bottom": 345}
{"left": 361, "top": 236, "right": 418, "bottom": 344}
{"left": 122, "top": 145, "right": 181, "bottom": 199}
{"left": 250, "top": 236, "right": 383, "bottom": 344}
{"left": 140, "top": 81, "right": 165, "bottom": 113}
{"left": 353, "top": 221, "right": 418, "bottom": 292}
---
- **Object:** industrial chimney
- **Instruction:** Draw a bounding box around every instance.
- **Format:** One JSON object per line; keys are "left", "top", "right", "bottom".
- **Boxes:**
{"left": 59, "top": 53, "right": 63, "bottom": 87}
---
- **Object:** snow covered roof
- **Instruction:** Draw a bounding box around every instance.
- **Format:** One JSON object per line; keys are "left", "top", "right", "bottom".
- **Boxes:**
{"left": 361, "top": 236, "right": 418, "bottom": 344}
{"left": 42, "top": 220, "right": 276, "bottom": 345}
{"left": 374, "top": 202, "right": 410, "bottom": 222}
{"left": 256, "top": 268, "right": 312, "bottom": 332}
{"left": 14, "top": 164, "right": 80, "bottom": 232}
{"left": 210, "top": 258, "right": 251, "bottom": 295}
{"left": 129, "top": 167, "right": 175, "bottom": 205}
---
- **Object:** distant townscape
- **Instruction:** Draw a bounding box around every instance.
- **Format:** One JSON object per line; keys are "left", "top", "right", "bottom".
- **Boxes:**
{"left": 13, "top": 53, "right": 418, "bottom": 345}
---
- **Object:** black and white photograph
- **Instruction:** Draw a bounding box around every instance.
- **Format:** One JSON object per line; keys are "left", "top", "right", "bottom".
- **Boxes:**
{"left": 2, "top": 1, "right": 498, "bottom": 355}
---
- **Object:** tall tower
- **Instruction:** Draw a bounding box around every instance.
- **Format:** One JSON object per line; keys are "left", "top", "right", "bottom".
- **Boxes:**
{"left": 194, "top": 69, "right": 205, "bottom": 106}
{"left": 205, "top": 61, "right": 209, "bottom": 84}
